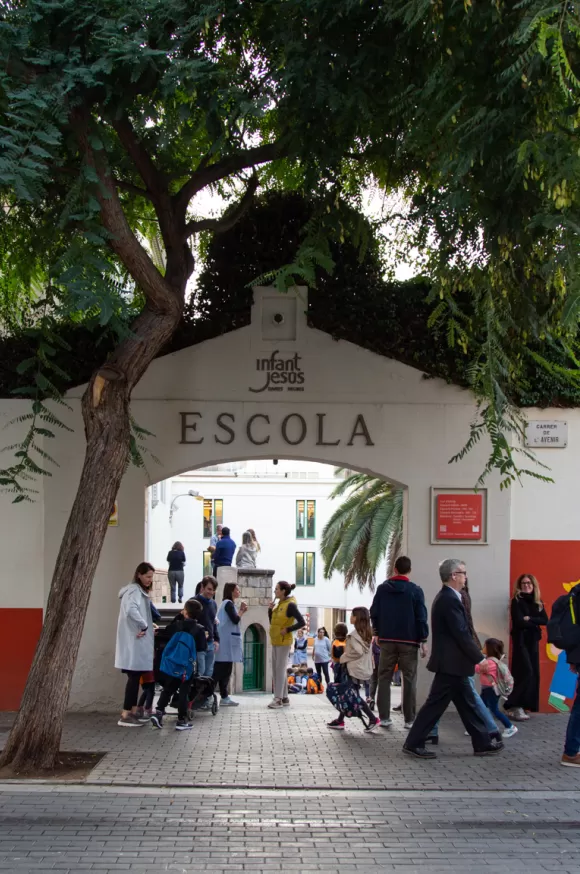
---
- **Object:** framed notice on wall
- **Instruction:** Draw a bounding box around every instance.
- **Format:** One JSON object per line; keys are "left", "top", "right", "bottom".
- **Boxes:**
{"left": 430, "top": 488, "right": 488, "bottom": 545}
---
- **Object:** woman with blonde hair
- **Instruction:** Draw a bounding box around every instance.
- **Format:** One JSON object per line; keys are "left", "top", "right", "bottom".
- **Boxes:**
{"left": 503, "top": 573, "right": 548, "bottom": 721}
{"left": 247, "top": 528, "right": 260, "bottom": 552}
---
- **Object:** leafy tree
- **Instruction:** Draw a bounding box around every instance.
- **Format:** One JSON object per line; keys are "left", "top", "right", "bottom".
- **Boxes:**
{"left": 321, "top": 472, "right": 404, "bottom": 592}
{"left": 1, "top": 0, "right": 580, "bottom": 770}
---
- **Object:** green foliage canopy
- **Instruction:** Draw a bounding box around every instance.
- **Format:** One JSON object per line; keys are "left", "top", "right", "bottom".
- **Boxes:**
{"left": 2, "top": 0, "right": 580, "bottom": 492}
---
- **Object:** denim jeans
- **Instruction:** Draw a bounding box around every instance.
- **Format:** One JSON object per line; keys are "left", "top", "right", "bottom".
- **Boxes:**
{"left": 205, "top": 641, "right": 216, "bottom": 678}
{"left": 564, "top": 672, "right": 580, "bottom": 757}
{"left": 429, "top": 674, "right": 498, "bottom": 737}
{"left": 481, "top": 687, "right": 512, "bottom": 729}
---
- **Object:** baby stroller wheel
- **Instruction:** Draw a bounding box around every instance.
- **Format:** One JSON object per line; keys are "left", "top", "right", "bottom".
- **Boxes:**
{"left": 211, "top": 695, "right": 218, "bottom": 716}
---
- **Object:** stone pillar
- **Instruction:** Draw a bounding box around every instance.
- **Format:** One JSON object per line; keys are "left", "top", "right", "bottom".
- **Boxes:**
{"left": 227, "top": 568, "right": 274, "bottom": 694}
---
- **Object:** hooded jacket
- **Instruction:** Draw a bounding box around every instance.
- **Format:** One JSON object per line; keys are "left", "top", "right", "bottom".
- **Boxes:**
{"left": 370, "top": 575, "right": 429, "bottom": 646}
{"left": 114, "top": 583, "right": 154, "bottom": 672}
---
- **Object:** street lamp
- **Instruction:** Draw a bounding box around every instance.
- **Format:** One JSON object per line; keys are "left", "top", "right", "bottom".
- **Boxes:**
{"left": 169, "top": 489, "right": 203, "bottom": 525}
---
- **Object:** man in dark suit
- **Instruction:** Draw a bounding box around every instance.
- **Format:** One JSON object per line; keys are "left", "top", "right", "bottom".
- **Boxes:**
{"left": 403, "top": 558, "right": 504, "bottom": 760}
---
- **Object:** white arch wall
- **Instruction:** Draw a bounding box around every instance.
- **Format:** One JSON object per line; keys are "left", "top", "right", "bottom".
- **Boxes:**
{"left": 4, "top": 288, "right": 514, "bottom": 710}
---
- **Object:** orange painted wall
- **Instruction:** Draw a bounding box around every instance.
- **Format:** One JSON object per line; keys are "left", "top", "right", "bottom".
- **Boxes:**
{"left": 0, "top": 608, "right": 43, "bottom": 711}
{"left": 510, "top": 541, "right": 580, "bottom": 713}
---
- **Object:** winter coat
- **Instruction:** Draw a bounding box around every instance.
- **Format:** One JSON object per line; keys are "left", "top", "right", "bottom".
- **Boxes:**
{"left": 115, "top": 583, "right": 154, "bottom": 672}
{"left": 370, "top": 576, "right": 429, "bottom": 645}
{"left": 340, "top": 629, "right": 373, "bottom": 681}
{"left": 235, "top": 545, "right": 257, "bottom": 568}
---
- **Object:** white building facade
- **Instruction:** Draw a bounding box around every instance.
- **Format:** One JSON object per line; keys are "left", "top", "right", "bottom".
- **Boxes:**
{"left": 146, "top": 459, "right": 380, "bottom": 625}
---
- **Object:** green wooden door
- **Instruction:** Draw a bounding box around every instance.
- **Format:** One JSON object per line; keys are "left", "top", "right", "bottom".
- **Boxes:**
{"left": 243, "top": 624, "right": 265, "bottom": 691}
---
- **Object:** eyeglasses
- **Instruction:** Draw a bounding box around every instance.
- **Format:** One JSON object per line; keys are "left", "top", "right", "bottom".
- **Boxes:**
{"left": 453, "top": 570, "right": 467, "bottom": 576}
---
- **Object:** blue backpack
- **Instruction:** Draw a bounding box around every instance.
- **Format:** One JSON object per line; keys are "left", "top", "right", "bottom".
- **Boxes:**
{"left": 160, "top": 630, "right": 197, "bottom": 680}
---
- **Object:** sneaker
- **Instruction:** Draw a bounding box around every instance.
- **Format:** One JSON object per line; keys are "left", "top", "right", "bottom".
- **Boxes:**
{"left": 150, "top": 712, "right": 164, "bottom": 729}
{"left": 282, "top": 698, "right": 291, "bottom": 706}
{"left": 268, "top": 699, "right": 283, "bottom": 709}
{"left": 365, "top": 717, "right": 380, "bottom": 733}
{"left": 503, "top": 725, "right": 518, "bottom": 738}
{"left": 117, "top": 714, "right": 145, "bottom": 727}
{"left": 561, "top": 752, "right": 580, "bottom": 767}
{"left": 328, "top": 718, "right": 345, "bottom": 730}
{"left": 135, "top": 706, "right": 144, "bottom": 719}
{"left": 404, "top": 721, "right": 414, "bottom": 730}
{"left": 175, "top": 720, "right": 193, "bottom": 731}
{"left": 220, "top": 697, "right": 239, "bottom": 707}
{"left": 143, "top": 708, "right": 153, "bottom": 719}
{"left": 380, "top": 718, "right": 393, "bottom": 729}
{"left": 511, "top": 707, "right": 530, "bottom": 721}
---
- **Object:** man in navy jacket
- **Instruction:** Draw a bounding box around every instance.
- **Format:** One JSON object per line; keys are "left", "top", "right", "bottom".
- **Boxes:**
{"left": 370, "top": 556, "right": 428, "bottom": 729}
{"left": 213, "top": 527, "right": 236, "bottom": 569}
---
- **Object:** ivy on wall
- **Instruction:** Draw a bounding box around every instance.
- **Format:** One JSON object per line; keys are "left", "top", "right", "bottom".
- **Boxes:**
{"left": 1, "top": 192, "right": 579, "bottom": 408}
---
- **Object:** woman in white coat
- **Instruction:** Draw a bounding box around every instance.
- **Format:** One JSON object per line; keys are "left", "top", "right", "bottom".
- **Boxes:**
{"left": 115, "top": 562, "right": 155, "bottom": 727}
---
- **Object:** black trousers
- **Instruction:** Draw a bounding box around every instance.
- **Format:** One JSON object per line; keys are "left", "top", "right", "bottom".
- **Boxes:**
{"left": 138, "top": 682, "right": 156, "bottom": 710}
{"left": 157, "top": 672, "right": 191, "bottom": 721}
{"left": 504, "top": 636, "right": 540, "bottom": 712}
{"left": 122, "top": 670, "right": 142, "bottom": 711}
{"left": 405, "top": 673, "right": 492, "bottom": 752}
{"left": 213, "top": 661, "right": 233, "bottom": 698}
{"left": 315, "top": 661, "right": 330, "bottom": 684}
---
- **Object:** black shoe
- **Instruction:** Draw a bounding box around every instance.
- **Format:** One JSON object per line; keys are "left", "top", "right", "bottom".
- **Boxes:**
{"left": 393, "top": 704, "right": 402, "bottom": 712}
{"left": 403, "top": 745, "right": 437, "bottom": 759}
{"left": 474, "top": 741, "right": 504, "bottom": 756}
{"left": 150, "top": 712, "right": 163, "bottom": 729}
{"left": 425, "top": 733, "right": 439, "bottom": 746}
{"left": 490, "top": 731, "right": 502, "bottom": 743}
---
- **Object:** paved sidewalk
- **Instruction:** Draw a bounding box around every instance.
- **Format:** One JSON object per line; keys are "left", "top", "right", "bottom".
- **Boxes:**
{"left": 0, "top": 784, "right": 578, "bottom": 873}
{"left": 0, "top": 693, "right": 577, "bottom": 790}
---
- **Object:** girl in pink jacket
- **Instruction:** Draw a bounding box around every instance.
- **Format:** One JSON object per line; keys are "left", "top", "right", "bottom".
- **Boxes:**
{"left": 475, "top": 638, "right": 518, "bottom": 738}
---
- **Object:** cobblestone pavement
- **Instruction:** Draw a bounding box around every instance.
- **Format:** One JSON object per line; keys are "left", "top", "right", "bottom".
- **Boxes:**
{"left": 0, "top": 784, "right": 578, "bottom": 873}
{"left": 1, "top": 695, "right": 579, "bottom": 872}
{"left": 0, "top": 693, "right": 577, "bottom": 790}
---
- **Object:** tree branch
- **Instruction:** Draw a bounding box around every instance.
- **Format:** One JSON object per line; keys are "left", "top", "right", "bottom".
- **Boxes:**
{"left": 173, "top": 140, "right": 285, "bottom": 217}
{"left": 185, "top": 174, "right": 260, "bottom": 237}
{"left": 72, "top": 110, "right": 180, "bottom": 317}
{"left": 111, "top": 114, "right": 167, "bottom": 195}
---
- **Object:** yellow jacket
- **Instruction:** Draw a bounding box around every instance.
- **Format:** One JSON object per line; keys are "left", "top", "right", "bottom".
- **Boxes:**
{"left": 269, "top": 596, "right": 298, "bottom": 647}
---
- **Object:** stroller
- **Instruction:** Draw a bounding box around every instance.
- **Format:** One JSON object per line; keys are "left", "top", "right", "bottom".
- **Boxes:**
{"left": 187, "top": 675, "right": 218, "bottom": 718}
{"left": 154, "top": 621, "right": 218, "bottom": 718}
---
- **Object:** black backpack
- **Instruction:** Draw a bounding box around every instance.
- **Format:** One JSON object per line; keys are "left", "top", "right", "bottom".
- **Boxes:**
{"left": 547, "top": 586, "right": 580, "bottom": 651}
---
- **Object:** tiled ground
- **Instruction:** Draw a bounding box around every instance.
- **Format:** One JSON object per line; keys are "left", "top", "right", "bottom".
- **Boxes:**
{"left": 0, "top": 784, "right": 578, "bottom": 873}
{"left": 0, "top": 692, "right": 577, "bottom": 791}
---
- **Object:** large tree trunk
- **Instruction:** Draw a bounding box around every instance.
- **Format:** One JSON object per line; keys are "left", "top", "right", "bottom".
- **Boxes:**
{"left": 0, "top": 304, "right": 181, "bottom": 771}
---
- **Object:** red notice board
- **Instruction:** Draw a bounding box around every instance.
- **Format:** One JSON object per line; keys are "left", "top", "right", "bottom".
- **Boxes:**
{"left": 436, "top": 493, "right": 483, "bottom": 541}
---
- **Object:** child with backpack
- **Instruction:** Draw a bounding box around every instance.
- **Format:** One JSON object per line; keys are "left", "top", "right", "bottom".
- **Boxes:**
{"left": 151, "top": 599, "right": 207, "bottom": 731}
{"left": 475, "top": 638, "right": 518, "bottom": 738}
{"left": 331, "top": 622, "right": 349, "bottom": 682}
{"left": 327, "top": 607, "right": 380, "bottom": 733}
